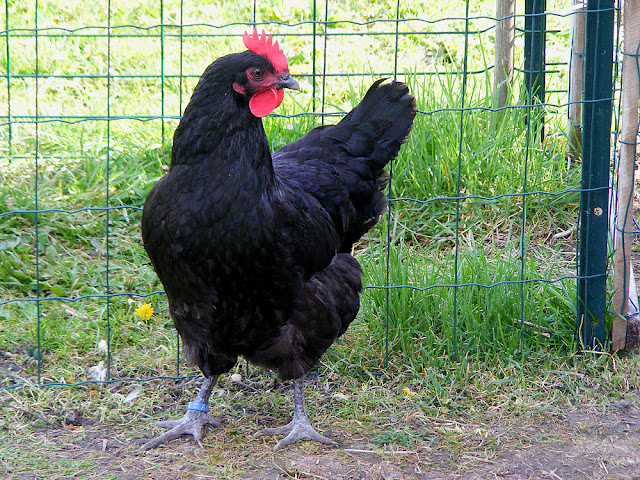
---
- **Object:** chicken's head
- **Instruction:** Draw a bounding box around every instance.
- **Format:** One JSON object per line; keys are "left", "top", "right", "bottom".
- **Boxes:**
{"left": 232, "top": 29, "right": 299, "bottom": 118}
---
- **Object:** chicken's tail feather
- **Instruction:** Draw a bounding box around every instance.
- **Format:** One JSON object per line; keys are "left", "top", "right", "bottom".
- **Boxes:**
{"left": 332, "top": 79, "right": 416, "bottom": 246}
{"left": 333, "top": 78, "right": 417, "bottom": 172}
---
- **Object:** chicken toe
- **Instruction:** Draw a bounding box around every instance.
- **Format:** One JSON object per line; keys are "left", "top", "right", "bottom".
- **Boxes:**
{"left": 260, "top": 415, "right": 337, "bottom": 451}
{"left": 141, "top": 409, "right": 221, "bottom": 450}
{"left": 258, "top": 377, "right": 337, "bottom": 451}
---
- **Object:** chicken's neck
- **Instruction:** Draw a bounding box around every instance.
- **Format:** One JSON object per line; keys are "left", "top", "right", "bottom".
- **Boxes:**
{"left": 171, "top": 89, "right": 275, "bottom": 188}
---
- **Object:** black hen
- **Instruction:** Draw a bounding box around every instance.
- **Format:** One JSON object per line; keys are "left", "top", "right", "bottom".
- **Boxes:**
{"left": 141, "top": 30, "right": 416, "bottom": 451}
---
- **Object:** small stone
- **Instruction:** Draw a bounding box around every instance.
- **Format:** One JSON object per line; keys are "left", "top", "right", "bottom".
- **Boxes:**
{"left": 64, "top": 409, "right": 83, "bottom": 426}
{"left": 613, "top": 398, "right": 631, "bottom": 412}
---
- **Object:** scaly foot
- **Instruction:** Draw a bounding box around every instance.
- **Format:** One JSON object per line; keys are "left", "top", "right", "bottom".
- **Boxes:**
{"left": 141, "top": 407, "right": 221, "bottom": 450}
{"left": 259, "top": 415, "right": 336, "bottom": 451}
{"left": 141, "top": 376, "right": 219, "bottom": 450}
{"left": 257, "top": 377, "right": 337, "bottom": 451}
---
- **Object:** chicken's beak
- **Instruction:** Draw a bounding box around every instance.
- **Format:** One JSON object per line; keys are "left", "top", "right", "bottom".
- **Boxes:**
{"left": 276, "top": 73, "right": 300, "bottom": 91}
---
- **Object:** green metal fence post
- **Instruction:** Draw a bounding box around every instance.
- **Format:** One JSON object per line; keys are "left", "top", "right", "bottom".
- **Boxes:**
{"left": 576, "top": 0, "right": 615, "bottom": 350}
{"left": 524, "top": 0, "right": 546, "bottom": 138}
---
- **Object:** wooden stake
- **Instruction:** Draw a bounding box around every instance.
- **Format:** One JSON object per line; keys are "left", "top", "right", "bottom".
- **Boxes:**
{"left": 568, "top": 0, "right": 586, "bottom": 161}
{"left": 612, "top": 0, "right": 640, "bottom": 351}
{"left": 493, "top": 0, "right": 515, "bottom": 111}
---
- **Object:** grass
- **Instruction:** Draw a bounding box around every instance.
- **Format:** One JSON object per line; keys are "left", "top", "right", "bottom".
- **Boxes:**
{"left": 0, "top": 1, "right": 630, "bottom": 477}
{"left": 1, "top": 350, "right": 638, "bottom": 478}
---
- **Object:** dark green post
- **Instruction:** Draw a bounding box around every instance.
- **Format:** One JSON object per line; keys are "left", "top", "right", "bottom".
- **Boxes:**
{"left": 576, "top": 0, "right": 615, "bottom": 350}
{"left": 524, "top": 0, "right": 546, "bottom": 138}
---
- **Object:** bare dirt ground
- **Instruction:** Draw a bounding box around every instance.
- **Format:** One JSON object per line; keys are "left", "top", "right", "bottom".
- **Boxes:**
{"left": 2, "top": 383, "right": 639, "bottom": 480}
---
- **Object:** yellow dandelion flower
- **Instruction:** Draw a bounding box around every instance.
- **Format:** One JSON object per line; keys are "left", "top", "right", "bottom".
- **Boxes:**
{"left": 134, "top": 302, "right": 154, "bottom": 321}
{"left": 402, "top": 387, "right": 416, "bottom": 397}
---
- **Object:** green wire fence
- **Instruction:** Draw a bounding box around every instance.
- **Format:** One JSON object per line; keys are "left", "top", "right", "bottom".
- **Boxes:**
{"left": 0, "top": 0, "right": 624, "bottom": 390}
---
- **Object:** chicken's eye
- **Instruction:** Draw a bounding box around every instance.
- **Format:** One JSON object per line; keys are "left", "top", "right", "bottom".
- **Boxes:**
{"left": 251, "top": 68, "right": 265, "bottom": 79}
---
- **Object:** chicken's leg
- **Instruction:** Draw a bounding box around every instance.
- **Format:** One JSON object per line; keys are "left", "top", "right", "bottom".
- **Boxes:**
{"left": 258, "top": 377, "right": 336, "bottom": 450}
{"left": 141, "top": 376, "right": 220, "bottom": 450}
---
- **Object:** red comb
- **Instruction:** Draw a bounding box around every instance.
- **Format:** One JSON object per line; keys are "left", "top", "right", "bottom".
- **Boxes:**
{"left": 243, "top": 29, "right": 289, "bottom": 72}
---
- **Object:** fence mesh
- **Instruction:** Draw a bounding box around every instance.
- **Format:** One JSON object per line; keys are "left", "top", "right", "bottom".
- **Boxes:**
{"left": 0, "top": 0, "right": 624, "bottom": 390}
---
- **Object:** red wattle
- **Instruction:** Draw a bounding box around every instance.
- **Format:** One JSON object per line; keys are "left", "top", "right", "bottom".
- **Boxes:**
{"left": 249, "top": 87, "right": 282, "bottom": 118}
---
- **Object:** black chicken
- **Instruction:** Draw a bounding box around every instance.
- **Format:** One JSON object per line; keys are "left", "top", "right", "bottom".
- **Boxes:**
{"left": 141, "top": 30, "right": 416, "bottom": 450}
